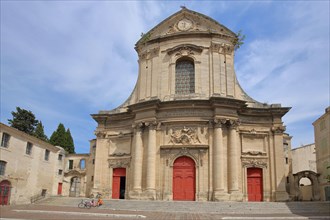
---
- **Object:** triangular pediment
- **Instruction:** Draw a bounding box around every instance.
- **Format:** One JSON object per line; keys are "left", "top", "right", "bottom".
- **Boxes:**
{"left": 136, "top": 8, "right": 237, "bottom": 47}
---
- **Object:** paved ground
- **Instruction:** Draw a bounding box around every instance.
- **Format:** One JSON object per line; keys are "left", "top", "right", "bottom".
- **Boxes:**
{"left": 0, "top": 197, "right": 329, "bottom": 220}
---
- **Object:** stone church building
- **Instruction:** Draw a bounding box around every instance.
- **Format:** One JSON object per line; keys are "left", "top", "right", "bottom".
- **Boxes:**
{"left": 91, "top": 8, "right": 291, "bottom": 202}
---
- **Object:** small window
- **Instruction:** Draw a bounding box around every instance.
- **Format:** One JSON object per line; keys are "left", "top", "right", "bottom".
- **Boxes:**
{"left": 286, "top": 176, "right": 289, "bottom": 183}
{"left": 80, "top": 159, "right": 85, "bottom": 169}
{"left": 285, "top": 157, "right": 288, "bottom": 164}
{"left": 68, "top": 160, "right": 73, "bottom": 170}
{"left": 0, "top": 160, "right": 7, "bottom": 175}
{"left": 1, "top": 133, "right": 10, "bottom": 148}
{"left": 44, "top": 149, "right": 50, "bottom": 161}
{"left": 41, "top": 189, "right": 47, "bottom": 197}
{"left": 91, "top": 176, "right": 94, "bottom": 181}
{"left": 92, "top": 159, "right": 95, "bottom": 165}
{"left": 58, "top": 169, "right": 63, "bottom": 175}
{"left": 58, "top": 154, "right": 63, "bottom": 161}
{"left": 26, "top": 142, "right": 33, "bottom": 155}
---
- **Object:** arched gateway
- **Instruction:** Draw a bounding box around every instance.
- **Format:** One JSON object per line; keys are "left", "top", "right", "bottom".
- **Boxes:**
{"left": 293, "top": 170, "right": 320, "bottom": 201}
{"left": 173, "top": 156, "right": 196, "bottom": 201}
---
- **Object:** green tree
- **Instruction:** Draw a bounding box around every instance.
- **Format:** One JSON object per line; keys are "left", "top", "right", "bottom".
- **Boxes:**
{"left": 8, "top": 107, "right": 38, "bottom": 135}
{"left": 65, "top": 129, "right": 75, "bottom": 153}
{"left": 34, "top": 121, "right": 48, "bottom": 142}
{"left": 50, "top": 123, "right": 75, "bottom": 153}
{"left": 233, "top": 30, "right": 246, "bottom": 51}
{"left": 50, "top": 123, "right": 67, "bottom": 148}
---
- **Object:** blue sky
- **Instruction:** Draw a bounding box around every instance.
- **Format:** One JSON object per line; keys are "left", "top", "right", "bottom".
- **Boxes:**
{"left": 1, "top": 1, "right": 329, "bottom": 153}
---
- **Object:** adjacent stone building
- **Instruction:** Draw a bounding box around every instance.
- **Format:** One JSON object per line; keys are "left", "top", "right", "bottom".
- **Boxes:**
{"left": 291, "top": 143, "right": 318, "bottom": 201}
{"left": 91, "top": 8, "right": 291, "bottom": 202}
{"left": 313, "top": 107, "right": 330, "bottom": 201}
{"left": 0, "top": 123, "right": 65, "bottom": 205}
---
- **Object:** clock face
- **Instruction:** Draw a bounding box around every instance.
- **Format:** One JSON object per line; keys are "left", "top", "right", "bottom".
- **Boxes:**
{"left": 177, "top": 19, "right": 192, "bottom": 31}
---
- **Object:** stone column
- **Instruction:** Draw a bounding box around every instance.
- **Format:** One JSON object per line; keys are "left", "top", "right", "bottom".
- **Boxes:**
{"left": 213, "top": 119, "right": 229, "bottom": 200}
{"left": 228, "top": 120, "right": 243, "bottom": 201}
{"left": 145, "top": 121, "right": 157, "bottom": 199}
{"left": 132, "top": 123, "right": 143, "bottom": 193}
{"left": 272, "top": 125, "right": 289, "bottom": 201}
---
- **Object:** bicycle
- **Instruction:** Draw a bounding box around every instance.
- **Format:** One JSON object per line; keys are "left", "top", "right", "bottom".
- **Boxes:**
{"left": 77, "top": 199, "right": 91, "bottom": 209}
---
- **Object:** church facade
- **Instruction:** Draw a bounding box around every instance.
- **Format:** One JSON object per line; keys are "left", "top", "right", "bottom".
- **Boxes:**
{"left": 91, "top": 8, "right": 291, "bottom": 202}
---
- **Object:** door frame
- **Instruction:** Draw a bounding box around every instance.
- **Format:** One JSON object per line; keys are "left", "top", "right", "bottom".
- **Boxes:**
{"left": 112, "top": 168, "right": 126, "bottom": 199}
{"left": 172, "top": 156, "right": 196, "bottom": 201}
{"left": 0, "top": 180, "right": 11, "bottom": 205}
{"left": 246, "top": 167, "right": 263, "bottom": 202}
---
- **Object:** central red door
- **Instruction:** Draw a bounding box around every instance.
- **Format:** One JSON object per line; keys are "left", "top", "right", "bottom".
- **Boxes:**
{"left": 112, "top": 168, "right": 126, "bottom": 199}
{"left": 247, "top": 168, "right": 263, "bottom": 201}
{"left": 173, "top": 156, "right": 195, "bottom": 201}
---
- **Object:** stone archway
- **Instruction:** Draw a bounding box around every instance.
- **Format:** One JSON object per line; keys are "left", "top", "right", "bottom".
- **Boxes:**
{"left": 293, "top": 170, "right": 320, "bottom": 201}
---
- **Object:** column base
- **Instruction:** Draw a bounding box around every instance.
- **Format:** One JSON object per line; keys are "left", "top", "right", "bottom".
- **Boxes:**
{"left": 143, "top": 189, "right": 157, "bottom": 200}
{"left": 275, "top": 191, "right": 289, "bottom": 202}
{"left": 128, "top": 189, "right": 142, "bottom": 200}
{"left": 213, "top": 191, "right": 230, "bottom": 201}
{"left": 229, "top": 191, "right": 243, "bottom": 201}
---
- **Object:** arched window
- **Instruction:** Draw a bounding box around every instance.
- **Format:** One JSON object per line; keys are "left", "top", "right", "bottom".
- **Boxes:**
{"left": 175, "top": 58, "right": 195, "bottom": 94}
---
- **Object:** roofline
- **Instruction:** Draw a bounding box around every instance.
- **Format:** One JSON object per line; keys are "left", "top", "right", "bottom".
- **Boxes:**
{"left": 0, "top": 122, "right": 64, "bottom": 153}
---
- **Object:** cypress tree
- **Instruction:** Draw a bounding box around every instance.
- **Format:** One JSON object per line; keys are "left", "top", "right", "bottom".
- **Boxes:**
{"left": 50, "top": 123, "right": 67, "bottom": 149}
{"left": 34, "top": 121, "right": 48, "bottom": 142}
{"left": 65, "top": 128, "right": 75, "bottom": 153}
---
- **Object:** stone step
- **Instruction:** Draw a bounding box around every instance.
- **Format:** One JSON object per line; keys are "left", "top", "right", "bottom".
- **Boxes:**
{"left": 38, "top": 197, "right": 330, "bottom": 215}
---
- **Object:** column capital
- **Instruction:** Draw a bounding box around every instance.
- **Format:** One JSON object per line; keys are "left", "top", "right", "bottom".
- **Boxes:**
{"left": 144, "top": 121, "right": 159, "bottom": 130}
{"left": 212, "top": 118, "right": 227, "bottom": 128}
{"left": 228, "top": 119, "right": 240, "bottom": 129}
{"left": 272, "top": 125, "right": 286, "bottom": 134}
{"left": 132, "top": 122, "right": 145, "bottom": 132}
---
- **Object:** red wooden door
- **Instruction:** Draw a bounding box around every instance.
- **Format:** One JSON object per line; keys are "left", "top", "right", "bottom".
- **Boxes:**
{"left": 57, "top": 182, "right": 63, "bottom": 195}
{"left": 173, "top": 156, "right": 195, "bottom": 201}
{"left": 247, "top": 168, "right": 263, "bottom": 201}
{"left": 0, "top": 180, "right": 11, "bottom": 205}
{"left": 112, "top": 168, "right": 126, "bottom": 199}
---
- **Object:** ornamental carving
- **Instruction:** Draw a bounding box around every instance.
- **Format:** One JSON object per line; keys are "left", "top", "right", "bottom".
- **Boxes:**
{"left": 95, "top": 131, "right": 106, "bottom": 138}
{"left": 241, "top": 151, "right": 266, "bottom": 156}
{"left": 139, "top": 47, "right": 160, "bottom": 60}
{"left": 108, "top": 158, "right": 131, "bottom": 168}
{"left": 271, "top": 125, "right": 286, "bottom": 134}
{"left": 211, "top": 42, "right": 234, "bottom": 54}
{"left": 242, "top": 159, "right": 267, "bottom": 168}
{"left": 169, "top": 127, "right": 201, "bottom": 145}
{"left": 166, "top": 44, "right": 203, "bottom": 55}
{"left": 166, "top": 147, "right": 200, "bottom": 167}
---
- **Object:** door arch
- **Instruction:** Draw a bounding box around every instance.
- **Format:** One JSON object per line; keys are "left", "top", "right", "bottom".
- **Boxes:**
{"left": 112, "top": 168, "right": 126, "bottom": 199}
{"left": 247, "top": 168, "right": 263, "bottom": 201}
{"left": 173, "top": 156, "right": 195, "bottom": 201}
{"left": 0, "top": 180, "right": 11, "bottom": 205}
{"left": 69, "top": 176, "right": 80, "bottom": 197}
{"left": 293, "top": 170, "right": 320, "bottom": 201}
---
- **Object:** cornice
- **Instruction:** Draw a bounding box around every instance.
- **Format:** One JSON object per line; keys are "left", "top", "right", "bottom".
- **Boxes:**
{"left": 128, "top": 99, "right": 161, "bottom": 112}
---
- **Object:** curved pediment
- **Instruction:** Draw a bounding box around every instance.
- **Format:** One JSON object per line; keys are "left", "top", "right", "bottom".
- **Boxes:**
{"left": 136, "top": 7, "right": 237, "bottom": 49}
{"left": 64, "top": 169, "right": 86, "bottom": 177}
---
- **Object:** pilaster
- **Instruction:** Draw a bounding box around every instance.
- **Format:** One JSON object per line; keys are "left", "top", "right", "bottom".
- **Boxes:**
{"left": 145, "top": 121, "right": 158, "bottom": 199}
{"left": 228, "top": 120, "right": 243, "bottom": 201}
{"left": 212, "top": 119, "right": 229, "bottom": 200}
{"left": 129, "top": 123, "right": 144, "bottom": 198}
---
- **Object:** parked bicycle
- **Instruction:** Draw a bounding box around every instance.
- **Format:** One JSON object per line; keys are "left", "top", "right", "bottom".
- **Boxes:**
{"left": 78, "top": 199, "right": 91, "bottom": 209}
